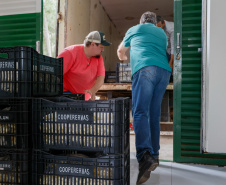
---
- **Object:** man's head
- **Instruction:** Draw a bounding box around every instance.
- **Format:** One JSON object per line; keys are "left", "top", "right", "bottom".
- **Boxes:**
{"left": 140, "top": 11, "right": 157, "bottom": 25}
{"left": 156, "top": 16, "right": 165, "bottom": 29}
{"left": 84, "top": 31, "right": 111, "bottom": 58}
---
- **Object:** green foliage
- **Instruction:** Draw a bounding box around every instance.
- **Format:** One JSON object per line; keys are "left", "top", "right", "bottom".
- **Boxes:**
{"left": 43, "top": 0, "right": 57, "bottom": 57}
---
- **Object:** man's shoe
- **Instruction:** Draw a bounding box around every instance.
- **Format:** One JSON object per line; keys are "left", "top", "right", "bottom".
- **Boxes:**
{"left": 136, "top": 169, "right": 151, "bottom": 185}
{"left": 156, "top": 157, "right": 159, "bottom": 166}
{"left": 138, "top": 152, "right": 158, "bottom": 171}
{"left": 136, "top": 151, "right": 158, "bottom": 184}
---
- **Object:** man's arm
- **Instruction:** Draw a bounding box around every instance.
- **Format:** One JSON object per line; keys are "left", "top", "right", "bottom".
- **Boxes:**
{"left": 117, "top": 42, "right": 129, "bottom": 61}
{"left": 84, "top": 75, "right": 105, "bottom": 100}
{"left": 169, "top": 54, "right": 174, "bottom": 69}
{"left": 170, "top": 30, "right": 174, "bottom": 69}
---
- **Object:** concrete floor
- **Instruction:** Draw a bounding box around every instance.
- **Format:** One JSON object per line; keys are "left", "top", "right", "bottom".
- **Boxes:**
{"left": 129, "top": 134, "right": 226, "bottom": 185}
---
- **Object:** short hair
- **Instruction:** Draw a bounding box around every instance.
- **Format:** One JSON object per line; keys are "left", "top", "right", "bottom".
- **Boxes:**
{"left": 157, "top": 16, "right": 164, "bottom": 24}
{"left": 84, "top": 40, "right": 99, "bottom": 47}
{"left": 140, "top": 11, "right": 157, "bottom": 25}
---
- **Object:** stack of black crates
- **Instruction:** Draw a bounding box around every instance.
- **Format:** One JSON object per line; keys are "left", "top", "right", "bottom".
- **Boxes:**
{"left": 0, "top": 46, "right": 130, "bottom": 185}
{"left": 32, "top": 97, "right": 130, "bottom": 185}
{"left": 0, "top": 46, "right": 63, "bottom": 185}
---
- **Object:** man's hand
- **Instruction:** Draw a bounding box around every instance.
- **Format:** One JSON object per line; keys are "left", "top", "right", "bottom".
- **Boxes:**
{"left": 117, "top": 42, "right": 129, "bottom": 61}
{"left": 84, "top": 89, "right": 96, "bottom": 100}
{"left": 169, "top": 54, "right": 174, "bottom": 69}
{"left": 119, "top": 55, "right": 128, "bottom": 61}
{"left": 84, "top": 75, "right": 105, "bottom": 101}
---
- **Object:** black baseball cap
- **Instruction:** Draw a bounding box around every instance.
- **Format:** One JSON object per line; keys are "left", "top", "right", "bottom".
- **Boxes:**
{"left": 85, "top": 31, "right": 111, "bottom": 46}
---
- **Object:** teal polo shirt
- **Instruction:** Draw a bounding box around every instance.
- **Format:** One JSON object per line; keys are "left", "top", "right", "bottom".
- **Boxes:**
{"left": 123, "top": 23, "right": 172, "bottom": 77}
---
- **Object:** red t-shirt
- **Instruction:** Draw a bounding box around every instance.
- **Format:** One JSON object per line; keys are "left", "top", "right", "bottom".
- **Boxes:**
{"left": 58, "top": 44, "right": 105, "bottom": 100}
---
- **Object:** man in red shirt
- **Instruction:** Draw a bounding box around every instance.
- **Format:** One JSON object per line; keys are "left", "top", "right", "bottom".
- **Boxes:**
{"left": 58, "top": 31, "right": 111, "bottom": 100}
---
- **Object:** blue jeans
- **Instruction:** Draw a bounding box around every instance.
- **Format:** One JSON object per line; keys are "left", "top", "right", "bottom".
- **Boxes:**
{"left": 63, "top": 91, "right": 72, "bottom": 94}
{"left": 132, "top": 66, "right": 171, "bottom": 162}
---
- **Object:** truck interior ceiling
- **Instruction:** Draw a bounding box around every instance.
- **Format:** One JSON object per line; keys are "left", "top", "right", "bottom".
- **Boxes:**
{"left": 99, "top": 0, "right": 174, "bottom": 37}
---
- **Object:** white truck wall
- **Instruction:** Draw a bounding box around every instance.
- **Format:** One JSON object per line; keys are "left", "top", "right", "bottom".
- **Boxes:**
{"left": 58, "top": 0, "right": 123, "bottom": 71}
{"left": 202, "top": 0, "right": 226, "bottom": 154}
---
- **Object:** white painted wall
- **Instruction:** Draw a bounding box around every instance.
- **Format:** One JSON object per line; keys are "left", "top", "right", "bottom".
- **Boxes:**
{"left": 66, "top": 0, "right": 90, "bottom": 46}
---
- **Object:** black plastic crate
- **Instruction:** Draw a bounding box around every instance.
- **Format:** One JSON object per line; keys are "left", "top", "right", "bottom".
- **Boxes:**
{"left": 32, "top": 97, "right": 130, "bottom": 154}
{"left": 116, "top": 63, "right": 132, "bottom": 83}
{"left": 105, "top": 71, "right": 116, "bottom": 83}
{"left": 0, "top": 149, "right": 31, "bottom": 185}
{"left": 0, "top": 46, "right": 63, "bottom": 97}
{"left": 63, "top": 93, "right": 85, "bottom": 100}
{"left": 32, "top": 148, "right": 130, "bottom": 185}
{"left": 0, "top": 98, "right": 32, "bottom": 150}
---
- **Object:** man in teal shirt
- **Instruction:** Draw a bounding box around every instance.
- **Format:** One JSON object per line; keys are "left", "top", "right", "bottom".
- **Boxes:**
{"left": 117, "top": 11, "right": 172, "bottom": 184}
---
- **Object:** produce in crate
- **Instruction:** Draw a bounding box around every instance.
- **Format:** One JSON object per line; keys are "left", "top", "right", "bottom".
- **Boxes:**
{"left": 41, "top": 111, "right": 114, "bottom": 147}
{"left": 0, "top": 123, "right": 16, "bottom": 146}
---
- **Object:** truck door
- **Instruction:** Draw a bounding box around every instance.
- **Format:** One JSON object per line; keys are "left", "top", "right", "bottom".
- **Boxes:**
{"left": 174, "top": 0, "right": 226, "bottom": 165}
{"left": 0, "top": 0, "right": 43, "bottom": 52}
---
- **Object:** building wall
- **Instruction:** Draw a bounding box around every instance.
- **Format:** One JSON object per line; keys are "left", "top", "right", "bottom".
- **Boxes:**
{"left": 58, "top": 0, "right": 123, "bottom": 71}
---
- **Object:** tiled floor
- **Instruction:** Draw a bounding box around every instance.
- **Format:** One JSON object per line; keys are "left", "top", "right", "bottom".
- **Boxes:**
{"left": 130, "top": 159, "right": 226, "bottom": 185}
{"left": 130, "top": 134, "right": 226, "bottom": 185}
